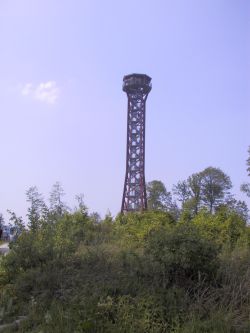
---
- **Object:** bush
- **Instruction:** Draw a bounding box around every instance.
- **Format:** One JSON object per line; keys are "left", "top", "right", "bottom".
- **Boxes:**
{"left": 0, "top": 210, "right": 249, "bottom": 332}
{"left": 145, "top": 223, "right": 219, "bottom": 288}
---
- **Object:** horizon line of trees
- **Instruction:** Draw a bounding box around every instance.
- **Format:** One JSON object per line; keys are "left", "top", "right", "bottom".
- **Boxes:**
{"left": 0, "top": 149, "right": 249, "bottom": 332}
{"left": 147, "top": 166, "right": 249, "bottom": 222}
{"left": 146, "top": 146, "right": 250, "bottom": 222}
{"left": 1, "top": 147, "right": 249, "bottom": 231}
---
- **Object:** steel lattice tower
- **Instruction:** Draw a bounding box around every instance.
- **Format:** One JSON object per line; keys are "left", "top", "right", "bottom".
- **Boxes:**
{"left": 121, "top": 74, "right": 152, "bottom": 213}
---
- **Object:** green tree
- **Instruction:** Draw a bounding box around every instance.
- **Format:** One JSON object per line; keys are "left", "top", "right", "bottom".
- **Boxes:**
{"left": 103, "top": 210, "right": 113, "bottom": 224}
{"left": 186, "top": 173, "right": 203, "bottom": 215}
{"left": 172, "top": 180, "right": 191, "bottom": 207}
{"left": 175, "top": 167, "right": 232, "bottom": 216}
{"left": 49, "top": 182, "right": 68, "bottom": 216}
{"left": 75, "top": 193, "right": 88, "bottom": 215}
{"left": 241, "top": 183, "right": 250, "bottom": 197}
{"left": 147, "top": 180, "right": 173, "bottom": 211}
{"left": 89, "top": 211, "right": 101, "bottom": 223}
{"left": 200, "top": 167, "right": 232, "bottom": 213}
{"left": 225, "top": 197, "right": 249, "bottom": 221}
{"left": 241, "top": 146, "right": 250, "bottom": 197}
{"left": 247, "top": 146, "right": 250, "bottom": 176}
{"left": 146, "top": 223, "right": 219, "bottom": 286}
{"left": 26, "top": 186, "right": 46, "bottom": 231}
{"left": 0, "top": 213, "right": 4, "bottom": 228}
{"left": 7, "top": 210, "right": 25, "bottom": 234}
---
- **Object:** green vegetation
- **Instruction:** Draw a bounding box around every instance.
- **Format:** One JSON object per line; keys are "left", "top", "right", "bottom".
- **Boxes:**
{"left": 0, "top": 155, "right": 249, "bottom": 332}
{"left": 241, "top": 146, "right": 250, "bottom": 198}
{"left": 0, "top": 206, "right": 249, "bottom": 332}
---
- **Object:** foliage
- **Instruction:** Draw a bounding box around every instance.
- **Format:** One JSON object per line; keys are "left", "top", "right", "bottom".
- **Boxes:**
{"left": 240, "top": 146, "right": 250, "bottom": 198}
{"left": 0, "top": 214, "right": 4, "bottom": 228}
{"left": 26, "top": 186, "right": 47, "bottom": 231}
{"left": 147, "top": 180, "right": 173, "bottom": 211}
{"left": 172, "top": 181, "right": 191, "bottom": 207}
{"left": 0, "top": 205, "right": 249, "bottom": 332}
{"left": 49, "top": 181, "right": 68, "bottom": 217}
{"left": 247, "top": 146, "right": 250, "bottom": 176}
{"left": 147, "top": 180, "right": 179, "bottom": 219}
{"left": 241, "top": 183, "right": 250, "bottom": 198}
{"left": 7, "top": 210, "right": 25, "bottom": 235}
{"left": 173, "top": 167, "right": 233, "bottom": 216}
{"left": 199, "top": 167, "right": 232, "bottom": 212}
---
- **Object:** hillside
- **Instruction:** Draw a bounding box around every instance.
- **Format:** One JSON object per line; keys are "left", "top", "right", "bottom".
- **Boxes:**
{"left": 0, "top": 208, "right": 249, "bottom": 332}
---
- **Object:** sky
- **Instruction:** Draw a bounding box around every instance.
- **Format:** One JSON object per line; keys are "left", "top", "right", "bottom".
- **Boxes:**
{"left": 0, "top": 0, "right": 249, "bottom": 221}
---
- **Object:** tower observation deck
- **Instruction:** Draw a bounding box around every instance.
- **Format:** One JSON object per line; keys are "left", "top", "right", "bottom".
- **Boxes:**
{"left": 121, "top": 74, "right": 152, "bottom": 213}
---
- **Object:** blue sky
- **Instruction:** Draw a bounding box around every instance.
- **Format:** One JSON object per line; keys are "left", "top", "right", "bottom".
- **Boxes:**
{"left": 0, "top": 0, "right": 249, "bottom": 221}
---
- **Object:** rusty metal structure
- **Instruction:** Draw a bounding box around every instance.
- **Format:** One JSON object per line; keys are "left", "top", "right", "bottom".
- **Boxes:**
{"left": 121, "top": 74, "right": 152, "bottom": 213}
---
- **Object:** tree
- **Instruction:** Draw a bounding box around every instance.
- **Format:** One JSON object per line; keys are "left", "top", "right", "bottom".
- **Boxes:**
{"left": 0, "top": 213, "right": 4, "bottom": 228}
{"left": 173, "top": 173, "right": 203, "bottom": 217}
{"left": 200, "top": 167, "right": 232, "bottom": 213}
{"left": 247, "top": 146, "right": 250, "bottom": 176}
{"left": 231, "top": 200, "right": 248, "bottom": 222}
{"left": 147, "top": 180, "right": 173, "bottom": 211}
{"left": 26, "top": 186, "right": 46, "bottom": 231}
{"left": 75, "top": 193, "right": 88, "bottom": 215}
{"left": 241, "top": 146, "right": 250, "bottom": 197}
{"left": 7, "top": 210, "right": 25, "bottom": 234}
{"left": 103, "top": 210, "right": 113, "bottom": 224}
{"left": 223, "top": 196, "right": 249, "bottom": 221}
{"left": 172, "top": 180, "right": 191, "bottom": 207}
{"left": 174, "top": 167, "right": 232, "bottom": 216}
{"left": 240, "top": 183, "right": 250, "bottom": 198}
{"left": 49, "top": 182, "right": 67, "bottom": 216}
{"left": 89, "top": 212, "right": 101, "bottom": 223}
{"left": 186, "top": 173, "right": 203, "bottom": 215}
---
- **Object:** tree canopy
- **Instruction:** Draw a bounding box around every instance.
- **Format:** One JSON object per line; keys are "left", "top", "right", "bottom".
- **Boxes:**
{"left": 173, "top": 166, "right": 233, "bottom": 216}
{"left": 147, "top": 180, "right": 173, "bottom": 211}
{"left": 241, "top": 146, "right": 250, "bottom": 198}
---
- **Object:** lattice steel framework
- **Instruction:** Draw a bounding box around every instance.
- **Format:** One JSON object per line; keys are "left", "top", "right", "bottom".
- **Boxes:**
{"left": 121, "top": 74, "right": 152, "bottom": 213}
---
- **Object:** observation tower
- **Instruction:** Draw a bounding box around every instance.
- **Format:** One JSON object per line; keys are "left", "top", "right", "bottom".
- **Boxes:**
{"left": 121, "top": 74, "right": 152, "bottom": 213}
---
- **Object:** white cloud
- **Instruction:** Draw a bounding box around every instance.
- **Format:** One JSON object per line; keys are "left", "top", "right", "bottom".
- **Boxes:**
{"left": 21, "top": 81, "right": 60, "bottom": 104}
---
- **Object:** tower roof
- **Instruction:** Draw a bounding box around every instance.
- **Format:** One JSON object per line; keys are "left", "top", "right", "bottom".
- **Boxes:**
{"left": 123, "top": 73, "right": 152, "bottom": 94}
{"left": 123, "top": 73, "right": 151, "bottom": 81}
